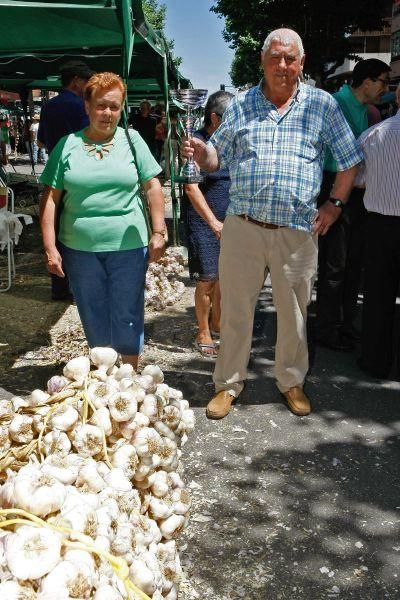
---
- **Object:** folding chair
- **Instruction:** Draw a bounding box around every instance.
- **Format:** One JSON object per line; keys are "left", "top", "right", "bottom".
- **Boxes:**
{"left": 0, "top": 177, "right": 16, "bottom": 292}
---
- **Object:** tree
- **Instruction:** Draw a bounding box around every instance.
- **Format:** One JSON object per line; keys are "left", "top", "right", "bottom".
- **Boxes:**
{"left": 142, "top": 0, "right": 182, "bottom": 68}
{"left": 211, "top": 0, "right": 390, "bottom": 87}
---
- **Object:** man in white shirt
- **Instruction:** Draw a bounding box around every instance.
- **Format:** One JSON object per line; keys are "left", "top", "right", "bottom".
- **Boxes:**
{"left": 358, "top": 84, "right": 400, "bottom": 379}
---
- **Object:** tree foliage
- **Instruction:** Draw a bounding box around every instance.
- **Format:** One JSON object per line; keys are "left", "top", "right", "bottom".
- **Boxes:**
{"left": 142, "top": 0, "right": 182, "bottom": 68}
{"left": 211, "top": 0, "right": 390, "bottom": 86}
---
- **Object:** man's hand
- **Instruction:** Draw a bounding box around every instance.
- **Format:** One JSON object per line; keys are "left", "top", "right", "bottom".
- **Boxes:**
{"left": 45, "top": 247, "right": 64, "bottom": 277}
{"left": 312, "top": 201, "right": 342, "bottom": 235}
{"left": 181, "top": 137, "right": 219, "bottom": 172}
{"left": 148, "top": 233, "right": 166, "bottom": 263}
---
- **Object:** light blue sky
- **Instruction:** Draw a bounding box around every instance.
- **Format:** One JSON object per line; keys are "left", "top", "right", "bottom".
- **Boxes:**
{"left": 163, "top": 0, "right": 234, "bottom": 95}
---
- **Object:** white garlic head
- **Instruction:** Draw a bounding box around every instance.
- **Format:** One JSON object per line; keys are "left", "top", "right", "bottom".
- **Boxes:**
{"left": 5, "top": 525, "right": 61, "bottom": 580}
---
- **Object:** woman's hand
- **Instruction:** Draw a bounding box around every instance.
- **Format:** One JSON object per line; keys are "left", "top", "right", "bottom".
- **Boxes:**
{"left": 45, "top": 247, "right": 65, "bottom": 277}
{"left": 209, "top": 218, "right": 224, "bottom": 239}
{"left": 148, "top": 233, "right": 166, "bottom": 263}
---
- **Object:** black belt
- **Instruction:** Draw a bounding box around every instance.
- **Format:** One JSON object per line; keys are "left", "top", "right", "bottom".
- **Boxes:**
{"left": 238, "top": 214, "right": 284, "bottom": 230}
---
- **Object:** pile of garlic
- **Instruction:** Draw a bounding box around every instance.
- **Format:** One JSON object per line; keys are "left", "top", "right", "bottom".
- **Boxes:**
{"left": 145, "top": 248, "right": 185, "bottom": 311}
{"left": 0, "top": 348, "right": 195, "bottom": 599}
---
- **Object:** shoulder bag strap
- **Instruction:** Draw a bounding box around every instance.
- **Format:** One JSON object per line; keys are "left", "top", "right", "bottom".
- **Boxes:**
{"left": 123, "top": 125, "right": 152, "bottom": 238}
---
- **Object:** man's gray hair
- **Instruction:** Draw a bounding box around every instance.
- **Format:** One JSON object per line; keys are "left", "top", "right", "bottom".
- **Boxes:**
{"left": 262, "top": 28, "right": 304, "bottom": 57}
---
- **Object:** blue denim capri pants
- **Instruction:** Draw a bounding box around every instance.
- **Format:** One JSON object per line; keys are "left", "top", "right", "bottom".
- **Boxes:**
{"left": 60, "top": 243, "right": 148, "bottom": 355}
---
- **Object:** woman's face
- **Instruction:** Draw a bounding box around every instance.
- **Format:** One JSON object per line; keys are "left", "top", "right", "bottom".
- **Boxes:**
{"left": 85, "top": 86, "right": 124, "bottom": 137}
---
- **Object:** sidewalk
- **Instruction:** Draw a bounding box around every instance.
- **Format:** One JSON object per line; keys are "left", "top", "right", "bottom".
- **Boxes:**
{"left": 0, "top": 182, "right": 399, "bottom": 599}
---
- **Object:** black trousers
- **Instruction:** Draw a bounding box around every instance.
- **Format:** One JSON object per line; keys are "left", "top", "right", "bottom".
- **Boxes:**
{"left": 316, "top": 171, "right": 367, "bottom": 337}
{"left": 51, "top": 201, "right": 70, "bottom": 298}
{"left": 361, "top": 212, "right": 400, "bottom": 378}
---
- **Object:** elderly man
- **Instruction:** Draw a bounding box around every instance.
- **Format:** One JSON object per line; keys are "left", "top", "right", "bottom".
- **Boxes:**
{"left": 183, "top": 28, "right": 362, "bottom": 419}
{"left": 357, "top": 84, "right": 400, "bottom": 379}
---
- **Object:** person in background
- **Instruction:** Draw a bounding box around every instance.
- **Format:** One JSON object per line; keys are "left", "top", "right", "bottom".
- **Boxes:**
{"left": 357, "top": 84, "right": 400, "bottom": 379}
{"left": 23, "top": 118, "right": 33, "bottom": 162}
{"left": 40, "top": 72, "right": 166, "bottom": 369}
{"left": 30, "top": 115, "right": 47, "bottom": 165}
{"left": 184, "top": 90, "right": 233, "bottom": 358}
{"left": 155, "top": 110, "right": 167, "bottom": 165}
{"left": 315, "top": 59, "right": 390, "bottom": 352}
{"left": 131, "top": 100, "right": 157, "bottom": 158}
{"left": 38, "top": 60, "right": 94, "bottom": 300}
{"left": 182, "top": 28, "right": 361, "bottom": 419}
{"left": 0, "top": 117, "right": 10, "bottom": 165}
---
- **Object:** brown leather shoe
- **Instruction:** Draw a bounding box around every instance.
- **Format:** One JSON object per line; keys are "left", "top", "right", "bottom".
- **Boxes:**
{"left": 283, "top": 386, "right": 311, "bottom": 416}
{"left": 206, "top": 391, "right": 236, "bottom": 420}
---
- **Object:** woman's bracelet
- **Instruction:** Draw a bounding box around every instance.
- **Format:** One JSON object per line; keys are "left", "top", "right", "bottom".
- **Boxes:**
{"left": 152, "top": 230, "right": 167, "bottom": 240}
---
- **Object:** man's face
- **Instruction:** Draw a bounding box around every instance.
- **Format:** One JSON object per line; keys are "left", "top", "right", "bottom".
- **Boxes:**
{"left": 364, "top": 73, "right": 390, "bottom": 104}
{"left": 261, "top": 40, "right": 305, "bottom": 94}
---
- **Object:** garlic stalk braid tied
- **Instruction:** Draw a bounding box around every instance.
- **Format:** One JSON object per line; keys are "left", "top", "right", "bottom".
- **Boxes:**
{"left": 0, "top": 508, "right": 151, "bottom": 600}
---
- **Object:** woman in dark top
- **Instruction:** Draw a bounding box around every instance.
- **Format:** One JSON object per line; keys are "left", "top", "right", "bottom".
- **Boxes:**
{"left": 184, "top": 90, "right": 233, "bottom": 357}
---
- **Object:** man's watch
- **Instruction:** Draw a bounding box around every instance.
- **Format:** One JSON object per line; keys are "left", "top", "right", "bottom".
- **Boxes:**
{"left": 328, "top": 197, "right": 345, "bottom": 210}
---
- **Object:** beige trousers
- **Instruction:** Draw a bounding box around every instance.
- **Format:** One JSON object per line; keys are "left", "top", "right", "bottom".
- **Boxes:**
{"left": 213, "top": 215, "right": 318, "bottom": 396}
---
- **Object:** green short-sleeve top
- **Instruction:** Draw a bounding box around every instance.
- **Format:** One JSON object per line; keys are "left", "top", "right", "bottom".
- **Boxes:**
{"left": 40, "top": 126, "right": 161, "bottom": 252}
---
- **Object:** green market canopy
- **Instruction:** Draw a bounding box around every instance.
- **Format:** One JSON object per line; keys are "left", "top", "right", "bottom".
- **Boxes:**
{"left": 0, "top": 0, "right": 190, "bottom": 96}
{"left": 0, "top": 0, "right": 191, "bottom": 242}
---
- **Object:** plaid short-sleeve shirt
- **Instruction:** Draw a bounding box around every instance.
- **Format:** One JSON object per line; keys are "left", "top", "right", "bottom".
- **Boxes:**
{"left": 209, "top": 82, "right": 362, "bottom": 232}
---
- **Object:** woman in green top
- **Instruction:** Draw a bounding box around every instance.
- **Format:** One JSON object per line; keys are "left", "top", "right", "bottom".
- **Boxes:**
{"left": 40, "top": 72, "right": 166, "bottom": 369}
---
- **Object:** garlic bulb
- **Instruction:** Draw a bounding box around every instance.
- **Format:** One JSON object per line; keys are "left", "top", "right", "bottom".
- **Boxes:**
{"left": 40, "top": 559, "right": 95, "bottom": 598}
{"left": 171, "top": 487, "right": 191, "bottom": 515}
{"left": 133, "top": 427, "right": 163, "bottom": 458}
{"left": 47, "top": 375, "right": 70, "bottom": 395}
{"left": 142, "top": 364, "right": 164, "bottom": 384}
{"left": 0, "top": 469, "right": 16, "bottom": 508}
{"left": 42, "top": 430, "right": 71, "bottom": 456}
{"left": 159, "top": 514, "right": 186, "bottom": 540}
{"left": 89, "top": 406, "right": 112, "bottom": 436}
{"left": 140, "top": 394, "right": 160, "bottom": 423}
{"left": 134, "top": 374, "right": 156, "bottom": 394}
{"left": 111, "top": 443, "right": 138, "bottom": 478}
{"left": 5, "top": 526, "right": 61, "bottom": 580}
{"left": 9, "top": 415, "right": 33, "bottom": 444}
{"left": 114, "top": 363, "right": 134, "bottom": 381}
{"left": 50, "top": 404, "right": 79, "bottom": 432}
{"left": 71, "top": 424, "right": 103, "bottom": 457}
{"left": 120, "top": 412, "right": 150, "bottom": 440}
{"left": 76, "top": 458, "right": 106, "bottom": 493}
{"left": 86, "top": 382, "right": 115, "bottom": 409}
{"left": 90, "top": 347, "right": 118, "bottom": 373}
{"left": 28, "top": 389, "right": 50, "bottom": 407}
{"left": 148, "top": 496, "right": 173, "bottom": 521}
{"left": 41, "top": 453, "right": 82, "bottom": 485}
{"left": 148, "top": 471, "right": 169, "bottom": 498}
{"left": 161, "top": 405, "right": 181, "bottom": 430}
{"left": 0, "top": 425, "right": 11, "bottom": 452}
{"left": 108, "top": 391, "right": 138, "bottom": 422}
{"left": 94, "top": 584, "right": 123, "bottom": 600}
{"left": 0, "top": 581, "right": 37, "bottom": 600}
{"left": 37, "top": 589, "right": 70, "bottom": 600}
{"left": 32, "top": 406, "right": 51, "bottom": 434}
{"left": 63, "top": 356, "right": 90, "bottom": 383}
{"left": 14, "top": 463, "right": 66, "bottom": 516}
{"left": 104, "top": 468, "right": 132, "bottom": 492}
{"left": 129, "top": 551, "right": 162, "bottom": 596}
{"left": 11, "top": 395, "right": 29, "bottom": 411}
